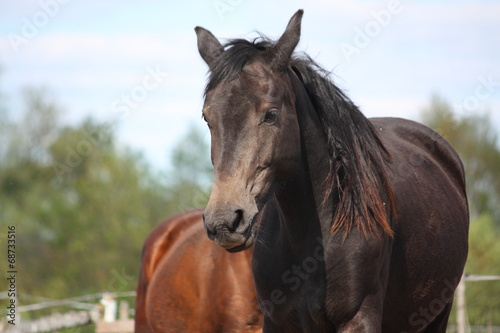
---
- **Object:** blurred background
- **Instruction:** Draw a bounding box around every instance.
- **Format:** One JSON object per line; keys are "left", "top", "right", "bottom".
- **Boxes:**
{"left": 0, "top": 0, "right": 499, "bottom": 332}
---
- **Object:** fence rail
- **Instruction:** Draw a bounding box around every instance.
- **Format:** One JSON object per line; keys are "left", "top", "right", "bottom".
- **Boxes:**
{"left": 2, "top": 311, "right": 92, "bottom": 333}
{"left": 16, "top": 291, "right": 136, "bottom": 313}
{"left": 448, "top": 325, "right": 500, "bottom": 333}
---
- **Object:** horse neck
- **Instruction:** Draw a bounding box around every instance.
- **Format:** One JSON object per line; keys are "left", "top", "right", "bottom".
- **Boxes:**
{"left": 273, "top": 72, "right": 334, "bottom": 248}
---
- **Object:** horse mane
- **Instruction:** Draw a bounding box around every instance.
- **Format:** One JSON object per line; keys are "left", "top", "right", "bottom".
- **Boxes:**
{"left": 289, "top": 57, "right": 397, "bottom": 237}
{"left": 205, "top": 37, "right": 397, "bottom": 237}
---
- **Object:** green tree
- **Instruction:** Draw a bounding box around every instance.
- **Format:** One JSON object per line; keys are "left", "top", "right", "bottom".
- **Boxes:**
{"left": 421, "top": 95, "right": 500, "bottom": 222}
{"left": 169, "top": 123, "right": 212, "bottom": 188}
{"left": 0, "top": 88, "right": 170, "bottom": 304}
{"left": 165, "top": 123, "right": 212, "bottom": 214}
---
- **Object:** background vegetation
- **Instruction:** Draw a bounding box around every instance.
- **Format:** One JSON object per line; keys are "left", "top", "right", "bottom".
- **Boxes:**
{"left": 422, "top": 96, "right": 500, "bottom": 326}
{"left": 0, "top": 87, "right": 498, "bottom": 328}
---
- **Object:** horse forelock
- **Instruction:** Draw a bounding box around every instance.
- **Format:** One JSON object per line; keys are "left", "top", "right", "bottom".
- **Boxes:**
{"left": 204, "top": 37, "right": 273, "bottom": 96}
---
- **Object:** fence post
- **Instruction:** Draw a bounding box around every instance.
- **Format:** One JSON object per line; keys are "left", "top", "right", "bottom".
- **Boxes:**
{"left": 457, "top": 274, "right": 466, "bottom": 333}
{"left": 119, "top": 300, "right": 129, "bottom": 320}
{"left": 100, "top": 294, "right": 117, "bottom": 323}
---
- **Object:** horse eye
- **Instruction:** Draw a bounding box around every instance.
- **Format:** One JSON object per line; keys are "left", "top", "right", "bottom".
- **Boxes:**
{"left": 202, "top": 113, "right": 212, "bottom": 129}
{"left": 263, "top": 109, "right": 278, "bottom": 124}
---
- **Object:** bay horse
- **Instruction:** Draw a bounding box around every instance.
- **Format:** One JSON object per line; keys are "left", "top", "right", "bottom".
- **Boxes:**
{"left": 135, "top": 209, "right": 262, "bottom": 332}
{"left": 195, "top": 10, "right": 469, "bottom": 332}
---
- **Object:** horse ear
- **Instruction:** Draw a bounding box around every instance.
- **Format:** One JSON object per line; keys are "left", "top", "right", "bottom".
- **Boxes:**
{"left": 195, "top": 26, "right": 224, "bottom": 70}
{"left": 270, "top": 9, "right": 303, "bottom": 71}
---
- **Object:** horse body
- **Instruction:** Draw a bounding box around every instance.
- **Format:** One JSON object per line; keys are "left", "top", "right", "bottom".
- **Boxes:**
{"left": 135, "top": 209, "right": 262, "bottom": 333}
{"left": 252, "top": 117, "right": 468, "bottom": 332}
{"left": 195, "top": 10, "right": 469, "bottom": 332}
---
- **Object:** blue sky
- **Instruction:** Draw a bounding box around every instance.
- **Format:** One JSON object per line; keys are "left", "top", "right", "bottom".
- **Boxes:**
{"left": 1, "top": 0, "right": 499, "bottom": 171}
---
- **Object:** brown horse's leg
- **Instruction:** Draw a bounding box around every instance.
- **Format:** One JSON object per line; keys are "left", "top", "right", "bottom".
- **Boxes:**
{"left": 421, "top": 301, "right": 453, "bottom": 333}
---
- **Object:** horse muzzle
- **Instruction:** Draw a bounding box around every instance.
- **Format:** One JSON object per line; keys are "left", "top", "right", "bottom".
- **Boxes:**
{"left": 203, "top": 206, "right": 258, "bottom": 252}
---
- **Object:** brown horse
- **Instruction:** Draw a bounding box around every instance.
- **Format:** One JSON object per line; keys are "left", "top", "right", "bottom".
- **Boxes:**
{"left": 196, "top": 10, "right": 469, "bottom": 332}
{"left": 135, "top": 209, "right": 262, "bottom": 332}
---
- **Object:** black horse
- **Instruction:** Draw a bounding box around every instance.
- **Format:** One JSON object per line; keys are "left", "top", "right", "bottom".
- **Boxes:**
{"left": 196, "top": 10, "right": 469, "bottom": 332}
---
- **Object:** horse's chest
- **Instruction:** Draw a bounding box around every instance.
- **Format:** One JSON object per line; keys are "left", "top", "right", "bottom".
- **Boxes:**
{"left": 253, "top": 252, "right": 332, "bottom": 330}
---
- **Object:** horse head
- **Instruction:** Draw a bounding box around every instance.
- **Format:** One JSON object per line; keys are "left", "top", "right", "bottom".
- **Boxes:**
{"left": 196, "top": 10, "right": 304, "bottom": 251}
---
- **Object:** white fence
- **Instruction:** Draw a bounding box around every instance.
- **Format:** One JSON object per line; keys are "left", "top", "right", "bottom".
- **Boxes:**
{"left": 1, "top": 292, "right": 135, "bottom": 333}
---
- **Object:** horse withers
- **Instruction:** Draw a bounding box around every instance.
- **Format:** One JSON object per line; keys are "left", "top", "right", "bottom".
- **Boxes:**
{"left": 196, "top": 10, "right": 469, "bottom": 332}
{"left": 135, "top": 209, "right": 262, "bottom": 332}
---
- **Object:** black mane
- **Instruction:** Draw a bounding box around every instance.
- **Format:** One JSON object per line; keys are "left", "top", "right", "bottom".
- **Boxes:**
{"left": 290, "top": 56, "right": 397, "bottom": 236}
{"left": 205, "top": 37, "right": 396, "bottom": 236}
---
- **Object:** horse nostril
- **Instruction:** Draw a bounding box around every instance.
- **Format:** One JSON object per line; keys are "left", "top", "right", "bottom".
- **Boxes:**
{"left": 203, "top": 213, "right": 217, "bottom": 240}
{"left": 230, "top": 209, "right": 244, "bottom": 232}
{"left": 206, "top": 226, "right": 217, "bottom": 241}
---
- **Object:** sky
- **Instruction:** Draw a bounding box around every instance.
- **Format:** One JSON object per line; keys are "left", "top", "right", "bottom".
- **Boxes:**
{"left": 1, "top": 0, "right": 499, "bottom": 171}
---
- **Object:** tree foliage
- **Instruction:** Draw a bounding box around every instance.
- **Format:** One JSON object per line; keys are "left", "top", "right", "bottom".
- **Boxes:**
{"left": 421, "top": 95, "right": 500, "bottom": 221}
{"left": 165, "top": 124, "right": 212, "bottom": 214}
